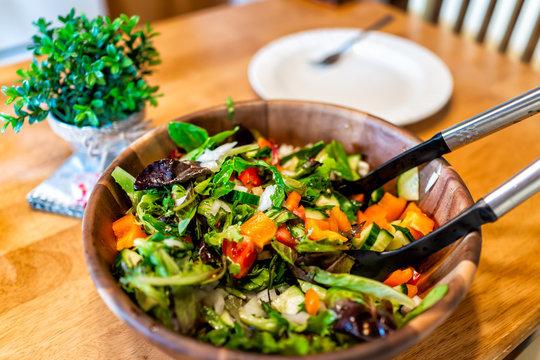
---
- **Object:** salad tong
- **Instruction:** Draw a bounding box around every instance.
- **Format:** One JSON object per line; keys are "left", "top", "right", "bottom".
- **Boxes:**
{"left": 347, "top": 156, "right": 540, "bottom": 280}
{"left": 336, "top": 86, "right": 540, "bottom": 197}
{"left": 340, "top": 86, "right": 540, "bottom": 279}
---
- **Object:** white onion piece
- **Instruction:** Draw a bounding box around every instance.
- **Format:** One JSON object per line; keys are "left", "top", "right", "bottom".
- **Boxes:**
{"left": 219, "top": 201, "right": 231, "bottom": 213}
{"left": 210, "top": 200, "right": 221, "bottom": 216}
{"left": 357, "top": 160, "right": 370, "bottom": 177}
{"left": 205, "top": 288, "right": 227, "bottom": 315}
{"left": 258, "top": 185, "right": 276, "bottom": 211}
{"left": 234, "top": 185, "right": 249, "bottom": 192}
{"left": 200, "top": 160, "right": 219, "bottom": 171}
{"left": 283, "top": 312, "right": 311, "bottom": 326}
{"left": 163, "top": 239, "right": 187, "bottom": 248}
{"left": 257, "top": 288, "right": 278, "bottom": 302}
{"left": 278, "top": 144, "right": 298, "bottom": 158}
{"left": 243, "top": 297, "right": 266, "bottom": 317}
{"left": 198, "top": 142, "right": 237, "bottom": 163}
{"left": 174, "top": 194, "right": 187, "bottom": 208}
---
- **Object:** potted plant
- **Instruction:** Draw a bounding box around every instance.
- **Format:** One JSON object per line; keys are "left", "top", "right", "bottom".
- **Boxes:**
{"left": 1, "top": 9, "right": 161, "bottom": 133}
{"left": 0, "top": 9, "right": 162, "bottom": 217}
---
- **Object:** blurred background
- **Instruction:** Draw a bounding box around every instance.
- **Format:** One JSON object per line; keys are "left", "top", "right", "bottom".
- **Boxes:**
{"left": 0, "top": 0, "right": 255, "bottom": 66}
{"left": 1, "top": 0, "right": 538, "bottom": 68}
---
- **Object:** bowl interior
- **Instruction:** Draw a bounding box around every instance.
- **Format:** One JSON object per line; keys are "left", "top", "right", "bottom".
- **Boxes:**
{"left": 82, "top": 100, "right": 480, "bottom": 360}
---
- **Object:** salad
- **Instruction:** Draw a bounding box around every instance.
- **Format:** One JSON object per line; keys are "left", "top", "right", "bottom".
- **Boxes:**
{"left": 110, "top": 113, "right": 447, "bottom": 355}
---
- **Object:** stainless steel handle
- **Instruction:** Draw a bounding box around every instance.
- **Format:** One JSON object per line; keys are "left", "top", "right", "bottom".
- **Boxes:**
{"left": 441, "top": 87, "right": 540, "bottom": 151}
{"left": 483, "top": 157, "right": 540, "bottom": 218}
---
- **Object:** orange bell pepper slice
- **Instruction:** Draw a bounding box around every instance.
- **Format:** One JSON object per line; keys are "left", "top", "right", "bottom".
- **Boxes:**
{"left": 284, "top": 191, "right": 301, "bottom": 211}
{"left": 257, "top": 137, "right": 273, "bottom": 149}
{"left": 329, "top": 206, "right": 352, "bottom": 232}
{"left": 406, "top": 284, "right": 418, "bottom": 298}
{"left": 401, "top": 210, "right": 435, "bottom": 236}
{"left": 399, "top": 202, "right": 423, "bottom": 220}
{"left": 364, "top": 204, "right": 390, "bottom": 230}
{"left": 305, "top": 218, "right": 330, "bottom": 231}
{"left": 240, "top": 211, "right": 277, "bottom": 248}
{"left": 112, "top": 214, "right": 147, "bottom": 251}
{"left": 378, "top": 192, "right": 407, "bottom": 222}
{"left": 383, "top": 267, "right": 414, "bottom": 287}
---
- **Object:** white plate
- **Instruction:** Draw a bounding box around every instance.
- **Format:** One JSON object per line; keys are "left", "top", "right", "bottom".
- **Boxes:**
{"left": 248, "top": 29, "right": 453, "bottom": 126}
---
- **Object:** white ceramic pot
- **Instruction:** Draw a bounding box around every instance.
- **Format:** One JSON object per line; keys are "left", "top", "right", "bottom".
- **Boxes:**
{"left": 47, "top": 109, "right": 149, "bottom": 172}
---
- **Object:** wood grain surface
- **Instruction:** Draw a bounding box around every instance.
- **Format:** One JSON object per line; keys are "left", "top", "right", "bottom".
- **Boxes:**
{"left": 1, "top": 1, "right": 539, "bottom": 359}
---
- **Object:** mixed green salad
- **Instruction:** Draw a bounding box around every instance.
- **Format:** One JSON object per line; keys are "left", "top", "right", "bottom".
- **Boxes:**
{"left": 110, "top": 112, "right": 447, "bottom": 355}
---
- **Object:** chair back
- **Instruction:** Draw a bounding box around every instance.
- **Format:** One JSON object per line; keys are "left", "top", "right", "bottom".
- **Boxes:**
{"left": 407, "top": 0, "right": 540, "bottom": 70}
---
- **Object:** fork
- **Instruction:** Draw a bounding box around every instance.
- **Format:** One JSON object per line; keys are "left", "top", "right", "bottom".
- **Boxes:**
{"left": 313, "top": 14, "right": 394, "bottom": 66}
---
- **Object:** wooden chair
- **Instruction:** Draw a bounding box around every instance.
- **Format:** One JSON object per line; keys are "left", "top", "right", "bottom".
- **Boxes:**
{"left": 405, "top": 0, "right": 540, "bottom": 70}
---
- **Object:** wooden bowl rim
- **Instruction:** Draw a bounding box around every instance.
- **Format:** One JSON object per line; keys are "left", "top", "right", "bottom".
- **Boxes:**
{"left": 82, "top": 99, "right": 480, "bottom": 360}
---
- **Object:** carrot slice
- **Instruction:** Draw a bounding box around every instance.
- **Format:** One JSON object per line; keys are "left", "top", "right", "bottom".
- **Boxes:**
{"left": 305, "top": 288, "right": 321, "bottom": 316}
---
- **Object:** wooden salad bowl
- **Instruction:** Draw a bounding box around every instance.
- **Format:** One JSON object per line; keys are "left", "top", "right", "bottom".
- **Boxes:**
{"left": 82, "top": 100, "right": 480, "bottom": 360}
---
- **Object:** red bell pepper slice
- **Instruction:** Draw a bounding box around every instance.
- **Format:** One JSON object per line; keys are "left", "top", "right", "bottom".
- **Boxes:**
{"left": 238, "top": 167, "right": 263, "bottom": 187}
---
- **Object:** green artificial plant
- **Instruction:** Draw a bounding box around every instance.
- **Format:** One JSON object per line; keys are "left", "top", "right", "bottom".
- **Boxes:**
{"left": 0, "top": 9, "right": 162, "bottom": 133}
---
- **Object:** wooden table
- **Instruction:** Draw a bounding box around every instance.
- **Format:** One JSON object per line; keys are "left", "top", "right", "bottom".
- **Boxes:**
{"left": 1, "top": 1, "right": 539, "bottom": 359}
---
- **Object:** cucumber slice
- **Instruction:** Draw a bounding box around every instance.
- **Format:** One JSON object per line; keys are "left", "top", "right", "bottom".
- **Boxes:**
{"left": 393, "top": 283, "right": 408, "bottom": 295}
{"left": 369, "top": 229, "right": 393, "bottom": 252}
{"left": 231, "top": 190, "right": 260, "bottom": 205}
{"left": 315, "top": 194, "right": 339, "bottom": 207}
{"left": 304, "top": 208, "right": 328, "bottom": 220}
{"left": 386, "top": 230, "right": 411, "bottom": 250}
{"left": 397, "top": 167, "right": 419, "bottom": 201}
{"left": 347, "top": 154, "right": 361, "bottom": 174}
{"left": 370, "top": 187, "right": 384, "bottom": 204}
{"left": 392, "top": 225, "right": 416, "bottom": 242}
{"left": 356, "top": 223, "right": 380, "bottom": 249}
{"left": 271, "top": 286, "right": 305, "bottom": 315}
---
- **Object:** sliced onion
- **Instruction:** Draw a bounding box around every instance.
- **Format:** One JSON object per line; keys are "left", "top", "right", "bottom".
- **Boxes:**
{"left": 174, "top": 194, "right": 187, "bottom": 208}
{"left": 258, "top": 185, "right": 276, "bottom": 211}
{"left": 357, "top": 160, "right": 370, "bottom": 177}
{"left": 163, "top": 238, "right": 187, "bottom": 248}
{"left": 283, "top": 311, "right": 311, "bottom": 326}
{"left": 198, "top": 142, "right": 237, "bottom": 163}
{"left": 257, "top": 288, "right": 278, "bottom": 302}
{"left": 219, "top": 201, "right": 231, "bottom": 213}
{"left": 204, "top": 288, "right": 227, "bottom": 315}
{"left": 200, "top": 160, "right": 219, "bottom": 171}
{"left": 243, "top": 297, "right": 266, "bottom": 317}
{"left": 210, "top": 200, "right": 221, "bottom": 216}
{"left": 234, "top": 185, "right": 249, "bottom": 192}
